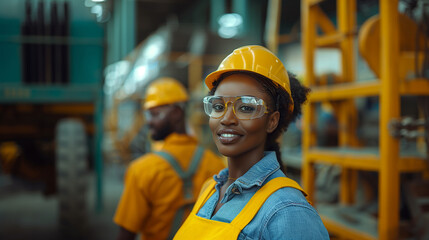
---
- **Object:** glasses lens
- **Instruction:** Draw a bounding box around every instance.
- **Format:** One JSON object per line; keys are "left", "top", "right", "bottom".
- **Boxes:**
{"left": 203, "top": 96, "right": 225, "bottom": 118}
{"left": 234, "top": 96, "right": 265, "bottom": 120}
{"left": 144, "top": 105, "right": 172, "bottom": 121}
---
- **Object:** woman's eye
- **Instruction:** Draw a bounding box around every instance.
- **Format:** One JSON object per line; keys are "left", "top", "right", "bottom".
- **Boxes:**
{"left": 239, "top": 105, "right": 255, "bottom": 113}
{"left": 212, "top": 103, "right": 225, "bottom": 112}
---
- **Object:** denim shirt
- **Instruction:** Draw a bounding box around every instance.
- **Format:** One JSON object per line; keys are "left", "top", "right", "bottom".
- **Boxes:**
{"left": 196, "top": 151, "right": 330, "bottom": 240}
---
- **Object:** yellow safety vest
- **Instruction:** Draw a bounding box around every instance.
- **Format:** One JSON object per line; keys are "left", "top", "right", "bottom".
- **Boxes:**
{"left": 174, "top": 177, "right": 307, "bottom": 240}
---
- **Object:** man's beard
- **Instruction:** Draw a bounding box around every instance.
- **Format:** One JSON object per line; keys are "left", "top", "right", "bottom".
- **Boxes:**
{"left": 150, "top": 124, "right": 173, "bottom": 141}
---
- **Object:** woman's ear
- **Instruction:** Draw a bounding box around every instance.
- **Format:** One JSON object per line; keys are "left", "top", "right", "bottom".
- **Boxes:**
{"left": 267, "top": 111, "right": 280, "bottom": 133}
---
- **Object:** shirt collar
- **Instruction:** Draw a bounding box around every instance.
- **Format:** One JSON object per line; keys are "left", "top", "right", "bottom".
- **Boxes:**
{"left": 214, "top": 168, "right": 229, "bottom": 184}
{"left": 237, "top": 151, "right": 280, "bottom": 188}
{"left": 214, "top": 151, "right": 280, "bottom": 189}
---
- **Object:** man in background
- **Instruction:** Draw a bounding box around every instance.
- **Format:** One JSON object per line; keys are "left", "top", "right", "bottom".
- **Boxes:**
{"left": 114, "top": 77, "right": 225, "bottom": 240}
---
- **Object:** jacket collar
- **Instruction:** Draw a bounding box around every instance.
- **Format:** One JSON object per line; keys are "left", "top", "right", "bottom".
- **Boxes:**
{"left": 162, "top": 133, "right": 197, "bottom": 145}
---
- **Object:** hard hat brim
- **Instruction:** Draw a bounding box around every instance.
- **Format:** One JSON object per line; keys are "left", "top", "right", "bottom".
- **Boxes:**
{"left": 205, "top": 69, "right": 260, "bottom": 90}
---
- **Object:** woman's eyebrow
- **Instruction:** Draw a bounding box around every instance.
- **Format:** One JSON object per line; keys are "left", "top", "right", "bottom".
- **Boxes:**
{"left": 212, "top": 95, "right": 257, "bottom": 97}
{"left": 212, "top": 95, "right": 236, "bottom": 98}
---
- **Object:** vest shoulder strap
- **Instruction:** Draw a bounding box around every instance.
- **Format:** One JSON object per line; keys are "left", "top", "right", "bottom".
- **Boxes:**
{"left": 191, "top": 179, "right": 217, "bottom": 214}
{"left": 231, "top": 177, "right": 307, "bottom": 230}
{"left": 154, "top": 146, "right": 204, "bottom": 178}
{"left": 154, "top": 146, "right": 205, "bottom": 240}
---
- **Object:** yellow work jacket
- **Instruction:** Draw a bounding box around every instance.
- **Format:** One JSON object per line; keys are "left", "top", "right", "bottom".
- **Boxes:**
{"left": 114, "top": 133, "right": 225, "bottom": 240}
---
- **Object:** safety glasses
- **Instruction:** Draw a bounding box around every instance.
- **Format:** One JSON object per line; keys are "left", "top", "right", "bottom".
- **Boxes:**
{"left": 203, "top": 96, "right": 269, "bottom": 120}
{"left": 144, "top": 104, "right": 174, "bottom": 121}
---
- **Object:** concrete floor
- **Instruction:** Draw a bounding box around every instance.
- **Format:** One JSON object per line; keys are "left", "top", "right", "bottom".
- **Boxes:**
{"left": 0, "top": 162, "right": 126, "bottom": 240}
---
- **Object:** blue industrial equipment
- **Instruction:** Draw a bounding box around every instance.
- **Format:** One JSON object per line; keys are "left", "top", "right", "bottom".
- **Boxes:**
{"left": 0, "top": 1, "right": 105, "bottom": 232}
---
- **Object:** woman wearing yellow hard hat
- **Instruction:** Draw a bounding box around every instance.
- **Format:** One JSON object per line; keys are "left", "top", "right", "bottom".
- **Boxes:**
{"left": 174, "top": 46, "right": 329, "bottom": 239}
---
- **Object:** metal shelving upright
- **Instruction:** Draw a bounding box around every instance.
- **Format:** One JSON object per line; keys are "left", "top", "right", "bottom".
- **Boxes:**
{"left": 301, "top": 0, "right": 429, "bottom": 239}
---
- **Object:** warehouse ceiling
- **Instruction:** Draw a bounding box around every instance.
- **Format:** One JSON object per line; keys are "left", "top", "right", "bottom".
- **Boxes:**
{"left": 133, "top": 0, "right": 338, "bottom": 43}
{"left": 120, "top": 0, "right": 386, "bottom": 48}
{"left": 135, "top": 0, "right": 200, "bottom": 43}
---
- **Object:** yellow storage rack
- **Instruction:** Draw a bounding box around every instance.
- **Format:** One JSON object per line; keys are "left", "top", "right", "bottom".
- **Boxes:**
{"left": 300, "top": 0, "right": 429, "bottom": 239}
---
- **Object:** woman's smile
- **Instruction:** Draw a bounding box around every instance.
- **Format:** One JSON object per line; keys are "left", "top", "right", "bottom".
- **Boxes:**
{"left": 217, "top": 128, "right": 243, "bottom": 144}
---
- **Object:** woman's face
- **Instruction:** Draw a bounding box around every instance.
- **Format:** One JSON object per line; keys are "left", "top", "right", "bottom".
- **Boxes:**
{"left": 209, "top": 73, "right": 279, "bottom": 158}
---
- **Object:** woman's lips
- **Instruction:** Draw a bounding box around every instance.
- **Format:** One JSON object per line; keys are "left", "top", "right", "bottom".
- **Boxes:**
{"left": 217, "top": 130, "right": 242, "bottom": 144}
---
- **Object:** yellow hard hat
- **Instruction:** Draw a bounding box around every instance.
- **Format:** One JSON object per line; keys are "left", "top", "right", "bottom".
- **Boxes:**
{"left": 143, "top": 77, "right": 189, "bottom": 110}
{"left": 205, "top": 45, "right": 294, "bottom": 112}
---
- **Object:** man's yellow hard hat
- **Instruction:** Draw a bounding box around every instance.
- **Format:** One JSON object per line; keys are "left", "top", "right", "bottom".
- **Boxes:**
{"left": 204, "top": 45, "right": 294, "bottom": 112}
{"left": 143, "top": 77, "right": 189, "bottom": 110}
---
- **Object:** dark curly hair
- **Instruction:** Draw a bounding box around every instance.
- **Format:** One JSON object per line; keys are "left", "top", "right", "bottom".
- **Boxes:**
{"left": 208, "top": 70, "right": 310, "bottom": 173}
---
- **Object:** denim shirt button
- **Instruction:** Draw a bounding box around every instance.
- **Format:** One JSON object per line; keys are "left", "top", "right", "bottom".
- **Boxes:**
{"left": 232, "top": 187, "right": 240, "bottom": 194}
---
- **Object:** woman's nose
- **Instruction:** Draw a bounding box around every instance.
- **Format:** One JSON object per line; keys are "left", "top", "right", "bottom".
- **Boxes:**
{"left": 220, "top": 104, "right": 238, "bottom": 125}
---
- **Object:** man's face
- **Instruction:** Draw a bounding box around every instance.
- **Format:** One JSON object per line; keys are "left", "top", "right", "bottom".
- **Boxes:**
{"left": 145, "top": 105, "right": 174, "bottom": 141}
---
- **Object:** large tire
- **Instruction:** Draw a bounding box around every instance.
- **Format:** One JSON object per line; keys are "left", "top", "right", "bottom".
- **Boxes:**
{"left": 55, "top": 119, "right": 88, "bottom": 239}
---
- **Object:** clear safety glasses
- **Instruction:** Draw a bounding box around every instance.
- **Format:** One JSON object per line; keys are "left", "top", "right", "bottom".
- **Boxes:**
{"left": 203, "top": 96, "right": 270, "bottom": 120}
{"left": 144, "top": 105, "right": 174, "bottom": 121}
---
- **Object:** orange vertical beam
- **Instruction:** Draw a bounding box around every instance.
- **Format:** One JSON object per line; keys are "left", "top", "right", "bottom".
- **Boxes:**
{"left": 265, "top": 0, "right": 282, "bottom": 54}
{"left": 337, "top": 0, "right": 358, "bottom": 205}
{"left": 379, "top": 0, "right": 400, "bottom": 239}
{"left": 337, "top": 0, "right": 356, "bottom": 147}
{"left": 302, "top": 104, "right": 316, "bottom": 203}
{"left": 340, "top": 166, "right": 358, "bottom": 203}
{"left": 301, "top": 0, "right": 317, "bottom": 202}
{"left": 337, "top": 101, "right": 349, "bottom": 146}
{"left": 302, "top": 0, "right": 316, "bottom": 87}
{"left": 337, "top": 0, "right": 355, "bottom": 83}
{"left": 338, "top": 102, "right": 357, "bottom": 204}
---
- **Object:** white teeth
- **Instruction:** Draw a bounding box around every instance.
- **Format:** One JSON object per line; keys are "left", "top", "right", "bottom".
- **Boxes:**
{"left": 221, "top": 133, "right": 238, "bottom": 138}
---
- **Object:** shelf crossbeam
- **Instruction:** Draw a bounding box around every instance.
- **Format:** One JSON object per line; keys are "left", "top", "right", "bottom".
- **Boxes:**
{"left": 318, "top": 204, "right": 378, "bottom": 240}
{"left": 307, "top": 147, "right": 428, "bottom": 172}
{"left": 309, "top": 78, "right": 429, "bottom": 102}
